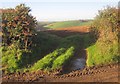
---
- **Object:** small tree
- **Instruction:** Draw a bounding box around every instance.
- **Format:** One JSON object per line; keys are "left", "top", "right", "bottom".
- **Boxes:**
{"left": 2, "top": 4, "right": 37, "bottom": 50}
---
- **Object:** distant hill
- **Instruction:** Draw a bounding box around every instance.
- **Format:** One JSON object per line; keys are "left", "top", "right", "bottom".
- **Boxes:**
{"left": 44, "top": 20, "right": 92, "bottom": 29}
{"left": 36, "top": 22, "right": 53, "bottom": 31}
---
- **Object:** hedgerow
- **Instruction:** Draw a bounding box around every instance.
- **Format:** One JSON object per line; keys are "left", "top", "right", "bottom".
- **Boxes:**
{"left": 87, "top": 6, "right": 119, "bottom": 66}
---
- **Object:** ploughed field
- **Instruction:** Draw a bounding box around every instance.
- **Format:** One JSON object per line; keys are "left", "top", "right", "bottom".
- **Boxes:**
{"left": 44, "top": 26, "right": 90, "bottom": 37}
{"left": 2, "top": 63, "right": 119, "bottom": 82}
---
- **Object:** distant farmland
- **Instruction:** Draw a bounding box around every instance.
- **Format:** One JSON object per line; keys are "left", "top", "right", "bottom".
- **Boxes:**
{"left": 44, "top": 20, "right": 92, "bottom": 29}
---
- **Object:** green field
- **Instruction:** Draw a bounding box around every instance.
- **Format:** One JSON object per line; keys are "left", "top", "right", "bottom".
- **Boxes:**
{"left": 44, "top": 20, "right": 92, "bottom": 29}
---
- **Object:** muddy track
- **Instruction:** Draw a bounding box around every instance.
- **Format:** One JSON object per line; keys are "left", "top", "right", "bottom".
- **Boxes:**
{"left": 2, "top": 63, "right": 119, "bottom": 82}
{"left": 50, "top": 63, "right": 119, "bottom": 82}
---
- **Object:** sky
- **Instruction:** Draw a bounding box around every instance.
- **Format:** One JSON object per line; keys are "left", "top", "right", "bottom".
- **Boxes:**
{"left": 1, "top": 0, "right": 119, "bottom": 21}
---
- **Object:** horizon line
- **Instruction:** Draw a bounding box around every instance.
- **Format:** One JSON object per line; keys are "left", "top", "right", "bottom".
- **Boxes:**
{"left": 37, "top": 19, "right": 94, "bottom": 22}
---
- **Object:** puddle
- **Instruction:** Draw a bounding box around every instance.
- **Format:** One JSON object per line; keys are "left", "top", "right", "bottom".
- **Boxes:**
{"left": 62, "top": 49, "right": 87, "bottom": 73}
{"left": 70, "top": 58, "right": 86, "bottom": 71}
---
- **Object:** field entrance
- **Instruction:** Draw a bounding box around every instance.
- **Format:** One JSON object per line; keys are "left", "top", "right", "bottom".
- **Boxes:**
{"left": 43, "top": 26, "right": 91, "bottom": 73}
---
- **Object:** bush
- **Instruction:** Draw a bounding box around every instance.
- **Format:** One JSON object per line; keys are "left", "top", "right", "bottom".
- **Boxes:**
{"left": 91, "top": 6, "right": 118, "bottom": 42}
{"left": 87, "top": 6, "right": 119, "bottom": 67}
{"left": 2, "top": 4, "right": 37, "bottom": 50}
{"left": 1, "top": 4, "right": 37, "bottom": 73}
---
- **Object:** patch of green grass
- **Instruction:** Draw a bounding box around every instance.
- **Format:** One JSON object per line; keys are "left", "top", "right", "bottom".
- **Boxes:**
{"left": 30, "top": 46, "right": 75, "bottom": 71}
{"left": 60, "top": 34, "right": 91, "bottom": 49}
{"left": 30, "top": 48, "right": 66, "bottom": 71}
{"left": 52, "top": 46, "right": 75, "bottom": 69}
{"left": 1, "top": 46, "right": 24, "bottom": 73}
{"left": 86, "top": 45, "right": 96, "bottom": 66}
{"left": 45, "top": 20, "right": 92, "bottom": 29}
{"left": 86, "top": 41, "right": 119, "bottom": 67}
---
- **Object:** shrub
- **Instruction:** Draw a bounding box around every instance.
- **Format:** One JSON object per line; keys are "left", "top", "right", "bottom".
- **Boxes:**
{"left": 87, "top": 6, "right": 119, "bottom": 67}
{"left": 1, "top": 4, "right": 37, "bottom": 73}
{"left": 91, "top": 6, "right": 119, "bottom": 42}
{"left": 2, "top": 4, "right": 37, "bottom": 50}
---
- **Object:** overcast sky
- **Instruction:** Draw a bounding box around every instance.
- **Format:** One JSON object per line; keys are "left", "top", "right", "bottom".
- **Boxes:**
{"left": 1, "top": 0, "right": 119, "bottom": 21}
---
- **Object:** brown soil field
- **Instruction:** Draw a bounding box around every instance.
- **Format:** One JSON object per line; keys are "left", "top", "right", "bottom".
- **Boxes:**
{"left": 54, "top": 26, "right": 90, "bottom": 32}
{"left": 44, "top": 26, "right": 90, "bottom": 37}
{"left": 2, "top": 63, "right": 119, "bottom": 83}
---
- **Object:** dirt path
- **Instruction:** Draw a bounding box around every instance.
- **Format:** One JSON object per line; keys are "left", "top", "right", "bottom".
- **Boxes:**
{"left": 2, "top": 63, "right": 119, "bottom": 82}
{"left": 47, "top": 63, "right": 119, "bottom": 82}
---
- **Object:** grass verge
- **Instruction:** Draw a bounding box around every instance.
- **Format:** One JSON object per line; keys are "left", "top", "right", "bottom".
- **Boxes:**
{"left": 86, "top": 41, "right": 119, "bottom": 67}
